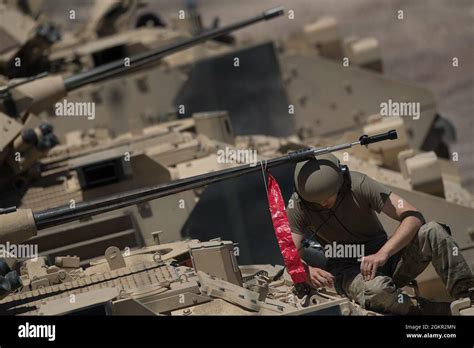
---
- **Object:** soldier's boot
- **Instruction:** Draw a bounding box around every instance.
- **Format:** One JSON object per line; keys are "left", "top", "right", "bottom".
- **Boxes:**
{"left": 411, "top": 297, "right": 452, "bottom": 315}
{"left": 393, "top": 221, "right": 474, "bottom": 299}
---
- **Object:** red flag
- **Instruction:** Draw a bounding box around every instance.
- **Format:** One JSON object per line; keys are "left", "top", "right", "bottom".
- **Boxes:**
{"left": 266, "top": 172, "right": 306, "bottom": 283}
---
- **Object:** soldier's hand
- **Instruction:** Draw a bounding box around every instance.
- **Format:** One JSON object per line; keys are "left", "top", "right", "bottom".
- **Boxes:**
{"left": 360, "top": 252, "right": 388, "bottom": 281}
{"left": 305, "top": 265, "right": 334, "bottom": 288}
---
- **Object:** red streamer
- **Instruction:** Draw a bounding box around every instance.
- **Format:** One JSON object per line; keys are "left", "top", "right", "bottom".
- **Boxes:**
{"left": 266, "top": 172, "right": 306, "bottom": 283}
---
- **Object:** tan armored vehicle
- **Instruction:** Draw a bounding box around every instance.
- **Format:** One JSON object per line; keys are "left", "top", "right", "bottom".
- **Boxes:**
{"left": 0, "top": 0, "right": 165, "bottom": 76}
{"left": 0, "top": 0, "right": 239, "bottom": 78}
{"left": 0, "top": 131, "right": 471, "bottom": 316}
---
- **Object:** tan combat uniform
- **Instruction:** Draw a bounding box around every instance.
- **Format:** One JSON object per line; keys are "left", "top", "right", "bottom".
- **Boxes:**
{"left": 287, "top": 171, "right": 474, "bottom": 314}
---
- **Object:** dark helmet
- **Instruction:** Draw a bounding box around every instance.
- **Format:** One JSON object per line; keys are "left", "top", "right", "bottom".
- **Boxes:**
{"left": 294, "top": 153, "right": 343, "bottom": 203}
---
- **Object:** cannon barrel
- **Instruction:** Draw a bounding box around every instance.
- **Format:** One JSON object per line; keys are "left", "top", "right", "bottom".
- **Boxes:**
{"left": 63, "top": 6, "right": 285, "bottom": 91}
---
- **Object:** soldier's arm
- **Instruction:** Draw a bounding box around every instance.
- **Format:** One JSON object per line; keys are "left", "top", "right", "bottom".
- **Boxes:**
{"left": 292, "top": 231, "right": 334, "bottom": 288}
{"left": 379, "top": 192, "right": 424, "bottom": 258}
{"left": 291, "top": 232, "right": 305, "bottom": 258}
{"left": 361, "top": 192, "right": 424, "bottom": 281}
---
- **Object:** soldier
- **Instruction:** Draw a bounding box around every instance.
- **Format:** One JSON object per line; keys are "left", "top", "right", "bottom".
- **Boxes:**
{"left": 288, "top": 153, "right": 474, "bottom": 315}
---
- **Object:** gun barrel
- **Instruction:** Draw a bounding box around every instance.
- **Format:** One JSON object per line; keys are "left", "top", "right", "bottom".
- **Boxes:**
{"left": 32, "top": 130, "right": 396, "bottom": 230}
{"left": 63, "top": 6, "right": 285, "bottom": 92}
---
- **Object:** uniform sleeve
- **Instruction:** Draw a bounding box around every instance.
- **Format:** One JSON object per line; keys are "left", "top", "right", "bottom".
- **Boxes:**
{"left": 286, "top": 194, "right": 306, "bottom": 235}
{"left": 358, "top": 174, "right": 392, "bottom": 213}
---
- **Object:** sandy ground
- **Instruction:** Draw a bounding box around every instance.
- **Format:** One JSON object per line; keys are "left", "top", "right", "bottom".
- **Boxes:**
{"left": 42, "top": 0, "right": 474, "bottom": 191}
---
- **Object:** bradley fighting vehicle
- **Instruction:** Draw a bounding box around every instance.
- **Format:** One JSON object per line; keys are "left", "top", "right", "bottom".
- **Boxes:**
{"left": 0, "top": 5, "right": 286, "bottom": 180}
{"left": 0, "top": 130, "right": 442, "bottom": 317}
{"left": 0, "top": 0, "right": 228, "bottom": 77}
{"left": 0, "top": 120, "right": 472, "bottom": 315}
{"left": 0, "top": 0, "right": 241, "bottom": 85}
{"left": 0, "top": 131, "right": 471, "bottom": 316}
{"left": 0, "top": 0, "right": 283, "bottom": 136}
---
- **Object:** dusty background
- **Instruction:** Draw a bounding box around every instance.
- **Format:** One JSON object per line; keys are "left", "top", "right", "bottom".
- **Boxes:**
{"left": 43, "top": 0, "right": 474, "bottom": 192}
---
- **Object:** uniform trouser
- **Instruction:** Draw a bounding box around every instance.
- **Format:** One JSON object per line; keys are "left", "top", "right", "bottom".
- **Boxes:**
{"left": 328, "top": 221, "right": 474, "bottom": 315}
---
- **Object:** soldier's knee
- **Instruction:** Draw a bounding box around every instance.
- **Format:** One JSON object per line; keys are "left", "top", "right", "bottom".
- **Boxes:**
{"left": 365, "top": 276, "right": 397, "bottom": 298}
{"left": 418, "top": 221, "right": 449, "bottom": 241}
{"left": 355, "top": 276, "right": 398, "bottom": 310}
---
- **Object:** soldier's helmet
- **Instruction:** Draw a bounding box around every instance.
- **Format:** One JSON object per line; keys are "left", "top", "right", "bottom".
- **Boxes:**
{"left": 294, "top": 153, "right": 343, "bottom": 203}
